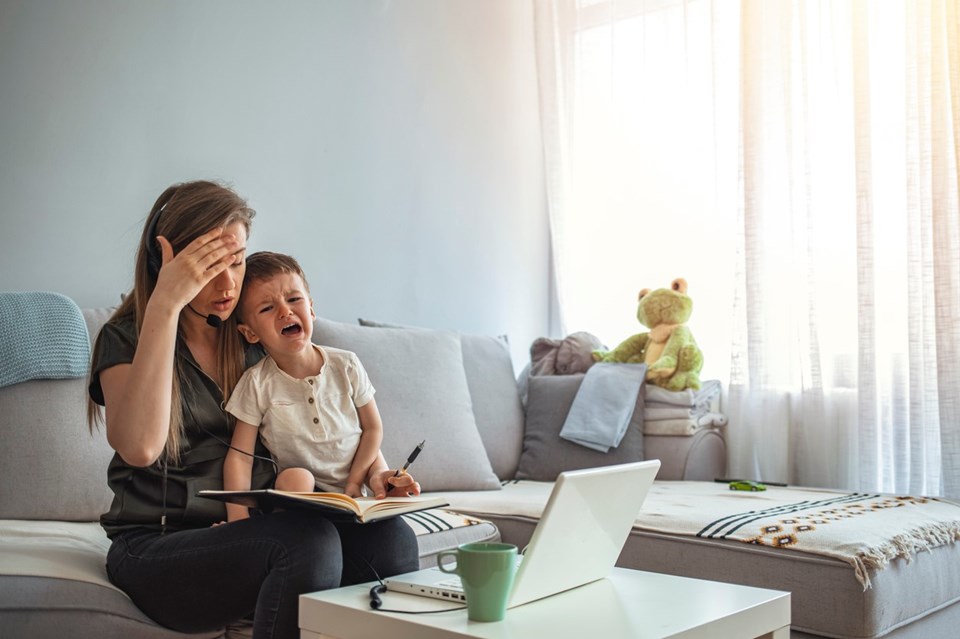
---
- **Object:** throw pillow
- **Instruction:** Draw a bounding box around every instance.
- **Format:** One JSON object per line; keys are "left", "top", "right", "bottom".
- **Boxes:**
{"left": 313, "top": 317, "right": 501, "bottom": 491}
{"left": 358, "top": 318, "right": 524, "bottom": 481}
{"left": 515, "top": 374, "right": 645, "bottom": 481}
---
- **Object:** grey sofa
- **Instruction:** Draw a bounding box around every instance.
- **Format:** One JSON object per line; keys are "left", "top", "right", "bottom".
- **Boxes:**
{"left": 3, "top": 298, "right": 957, "bottom": 639}
{"left": 0, "top": 302, "right": 722, "bottom": 639}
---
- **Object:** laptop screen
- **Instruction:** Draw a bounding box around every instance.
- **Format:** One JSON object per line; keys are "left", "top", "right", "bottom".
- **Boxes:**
{"left": 507, "top": 460, "right": 661, "bottom": 607}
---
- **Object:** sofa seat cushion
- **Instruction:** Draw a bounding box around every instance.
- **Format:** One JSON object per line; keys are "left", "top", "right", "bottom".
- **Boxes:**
{"left": 0, "top": 520, "right": 221, "bottom": 638}
{"left": 0, "top": 520, "right": 116, "bottom": 589}
{"left": 432, "top": 482, "right": 960, "bottom": 639}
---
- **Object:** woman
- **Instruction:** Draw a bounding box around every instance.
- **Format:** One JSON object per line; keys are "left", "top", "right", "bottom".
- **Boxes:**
{"left": 87, "top": 180, "right": 419, "bottom": 638}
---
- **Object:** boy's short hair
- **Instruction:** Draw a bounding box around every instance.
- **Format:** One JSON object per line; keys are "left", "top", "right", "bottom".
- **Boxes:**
{"left": 241, "top": 251, "right": 311, "bottom": 300}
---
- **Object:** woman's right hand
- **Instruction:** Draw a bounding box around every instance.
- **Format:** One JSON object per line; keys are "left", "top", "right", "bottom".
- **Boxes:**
{"left": 152, "top": 227, "right": 241, "bottom": 311}
{"left": 100, "top": 227, "right": 240, "bottom": 466}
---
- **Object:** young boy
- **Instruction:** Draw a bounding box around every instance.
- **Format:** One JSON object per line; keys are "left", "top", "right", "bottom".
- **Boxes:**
{"left": 223, "top": 251, "right": 384, "bottom": 522}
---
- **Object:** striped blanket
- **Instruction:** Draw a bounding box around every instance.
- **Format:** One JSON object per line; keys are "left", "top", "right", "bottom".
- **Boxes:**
{"left": 402, "top": 509, "right": 489, "bottom": 536}
{"left": 636, "top": 482, "right": 960, "bottom": 589}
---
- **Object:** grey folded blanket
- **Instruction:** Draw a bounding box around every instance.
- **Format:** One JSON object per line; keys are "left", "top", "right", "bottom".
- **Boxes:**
{"left": 0, "top": 291, "right": 90, "bottom": 389}
{"left": 559, "top": 363, "right": 646, "bottom": 452}
{"left": 645, "top": 379, "right": 721, "bottom": 411}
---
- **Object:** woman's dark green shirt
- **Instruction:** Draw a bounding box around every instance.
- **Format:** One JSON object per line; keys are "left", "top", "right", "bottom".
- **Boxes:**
{"left": 89, "top": 317, "right": 275, "bottom": 538}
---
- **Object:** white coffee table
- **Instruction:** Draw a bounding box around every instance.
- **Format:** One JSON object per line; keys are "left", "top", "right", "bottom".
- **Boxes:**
{"left": 300, "top": 567, "right": 790, "bottom": 639}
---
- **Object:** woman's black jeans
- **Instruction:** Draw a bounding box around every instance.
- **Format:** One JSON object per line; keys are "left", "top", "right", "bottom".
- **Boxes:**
{"left": 106, "top": 509, "right": 418, "bottom": 639}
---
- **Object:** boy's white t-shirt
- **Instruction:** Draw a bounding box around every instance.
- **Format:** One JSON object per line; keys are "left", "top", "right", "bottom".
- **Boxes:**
{"left": 225, "top": 343, "right": 375, "bottom": 492}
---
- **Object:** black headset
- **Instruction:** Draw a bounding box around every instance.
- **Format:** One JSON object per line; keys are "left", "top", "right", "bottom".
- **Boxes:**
{"left": 144, "top": 200, "right": 222, "bottom": 328}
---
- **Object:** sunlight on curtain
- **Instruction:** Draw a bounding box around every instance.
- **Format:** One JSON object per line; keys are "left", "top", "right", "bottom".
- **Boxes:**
{"left": 535, "top": 0, "right": 960, "bottom": 496}
{"left": 539, "top": 0, "right": 741, "bottom": 380}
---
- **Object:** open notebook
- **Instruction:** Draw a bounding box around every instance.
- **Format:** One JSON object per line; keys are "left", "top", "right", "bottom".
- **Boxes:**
{"left": 384, "top": 459, "right": 660, "bottom": 607}
{"left": 198, "top": 489, "right": 447, "bottom": 524}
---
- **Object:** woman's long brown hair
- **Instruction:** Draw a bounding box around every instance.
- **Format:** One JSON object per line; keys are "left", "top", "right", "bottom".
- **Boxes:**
{"left": 87, "top": 180, "right": 255, "bottom": 463}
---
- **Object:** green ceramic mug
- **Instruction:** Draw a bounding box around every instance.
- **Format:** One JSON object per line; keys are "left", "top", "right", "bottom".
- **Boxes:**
{"left": 437, "top": 542, "right": 518, "bottom": 622}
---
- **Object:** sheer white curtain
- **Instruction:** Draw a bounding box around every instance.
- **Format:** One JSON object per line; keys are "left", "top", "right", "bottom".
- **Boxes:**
{"left": 535, "top": 0, "right": 960, "bottom": 496}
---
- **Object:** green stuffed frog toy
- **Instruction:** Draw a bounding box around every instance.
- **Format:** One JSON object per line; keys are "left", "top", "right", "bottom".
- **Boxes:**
{"left": 592, "top": 278, "right": 703, "bottom": 391}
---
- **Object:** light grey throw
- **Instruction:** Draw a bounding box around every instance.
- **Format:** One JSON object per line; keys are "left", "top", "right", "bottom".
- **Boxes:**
{"left": 559, "top": 363, "right": 646, "bottom": 452}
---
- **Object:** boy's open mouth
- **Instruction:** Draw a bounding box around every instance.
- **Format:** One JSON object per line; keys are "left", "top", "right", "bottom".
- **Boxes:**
{"left": 281, "top": 322, "right": 303, "bottom": 336}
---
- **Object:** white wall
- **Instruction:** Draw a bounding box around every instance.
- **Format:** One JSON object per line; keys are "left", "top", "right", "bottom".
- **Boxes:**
{"left": 0, "top": 0, "right": 549, "bottom": 368}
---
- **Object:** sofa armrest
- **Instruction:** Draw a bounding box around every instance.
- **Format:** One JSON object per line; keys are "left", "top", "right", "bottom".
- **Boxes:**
{"left": 644, "top": 428, "right": 726, "bottom": 481}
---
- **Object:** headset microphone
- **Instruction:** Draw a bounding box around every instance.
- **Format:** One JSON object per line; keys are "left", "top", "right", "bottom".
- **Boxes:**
{"left": 186, "top": 304, "right": 223, "bottom": 328}
{"left": 144, "top": 202, "right": 225, "bottom": 330}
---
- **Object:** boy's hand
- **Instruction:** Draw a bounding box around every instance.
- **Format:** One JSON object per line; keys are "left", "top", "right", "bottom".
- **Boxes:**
{"left": 344, "top": 482, "right": 364, "bottom": 498}
{"left": 369, "top": 469, "right": 421, "bottom": 499}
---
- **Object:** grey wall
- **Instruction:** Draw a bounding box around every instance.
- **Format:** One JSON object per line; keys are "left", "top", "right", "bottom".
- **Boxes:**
{"left": 0, "top": 0, "right": 549, "bottom": 368}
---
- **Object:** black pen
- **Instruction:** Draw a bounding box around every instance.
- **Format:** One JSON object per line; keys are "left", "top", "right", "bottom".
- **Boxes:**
{"left": 392, "top": 440, "right": 426, "bottom": 480}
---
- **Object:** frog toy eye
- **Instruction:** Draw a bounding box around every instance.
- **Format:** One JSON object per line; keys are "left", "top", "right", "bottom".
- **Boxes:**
{"left": 637, "top": 288, "right": 651, "bottom": 301}
{"left": 671, "top": 278, "right": 688, "bottom": 294}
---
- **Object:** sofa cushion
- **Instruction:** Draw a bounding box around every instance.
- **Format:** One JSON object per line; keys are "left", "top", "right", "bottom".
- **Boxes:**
{"left": 515, "top": 374, "right": 645, "bottom": 481}
{"left": 0, "top": 376, "right": 116, "bottom": 521}
{"left": 313, "top": 317, "right": 500, "bottom": 491}
{"left": 0, "top": 306, "right": 117, "bottom": 521}
{"left": 358, "top": 318, "right": 524, "bottom": 481}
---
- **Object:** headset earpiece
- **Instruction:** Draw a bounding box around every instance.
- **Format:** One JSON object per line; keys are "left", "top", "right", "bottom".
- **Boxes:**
{"left": 144, "top": 206, "right": 164, "bottom": 279}
{"left": 142, "top": 191, "right": 225, "bottom": 329}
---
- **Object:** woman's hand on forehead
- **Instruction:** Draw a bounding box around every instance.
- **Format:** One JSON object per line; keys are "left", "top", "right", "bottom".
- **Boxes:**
{"left": 153, "top": 228, "right": 243, "bottom": 309}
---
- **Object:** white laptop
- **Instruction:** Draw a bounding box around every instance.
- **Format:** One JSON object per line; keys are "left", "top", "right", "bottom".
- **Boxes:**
{"left": 384, "top": 459, "right": 660, "bottom": 608}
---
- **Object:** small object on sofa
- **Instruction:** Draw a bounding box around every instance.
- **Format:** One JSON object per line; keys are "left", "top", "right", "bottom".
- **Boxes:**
{"left": 592, "top": 278, "right": 703, "bottom": 391}
{"left": 727, "top": 479, "right": 767, "bottom": 492}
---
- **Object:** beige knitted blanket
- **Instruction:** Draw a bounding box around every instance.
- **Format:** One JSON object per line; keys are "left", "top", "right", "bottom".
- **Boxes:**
{"left": 636, "top": 482, "right": 960, "bottom": 589}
